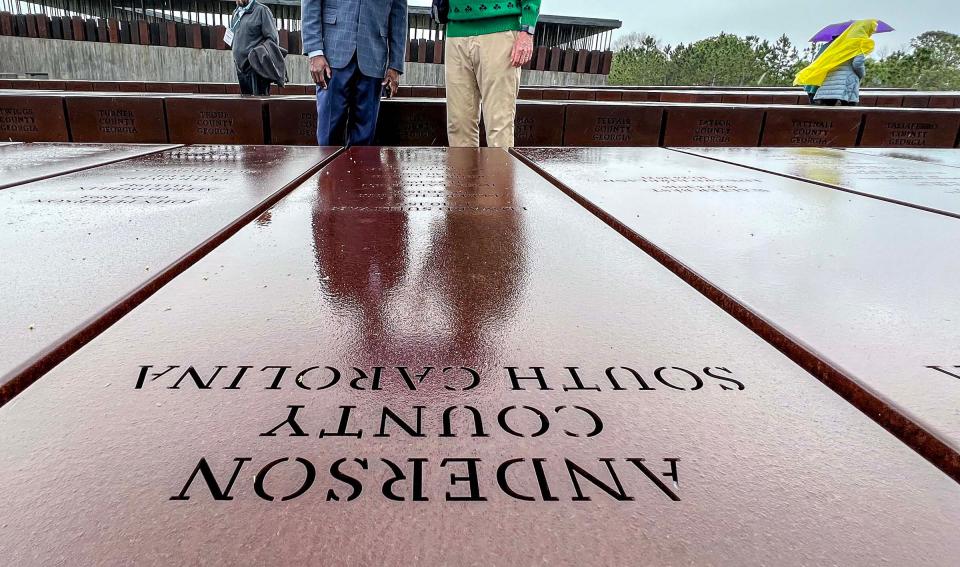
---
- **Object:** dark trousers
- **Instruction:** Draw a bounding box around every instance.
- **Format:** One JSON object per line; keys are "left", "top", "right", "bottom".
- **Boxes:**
{"left": 237, "top": 67, "right": 271, "bottom": 96}
{"left": 316, "top": 55, "right": 383, "bottom": 146}
{"left": 817, "top": 99, "right": 857, "bottom": 107}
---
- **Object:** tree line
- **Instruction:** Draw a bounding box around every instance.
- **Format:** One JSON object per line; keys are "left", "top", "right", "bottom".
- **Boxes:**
{"left": 608, "top": 31, "right": 960, "bottom": 90}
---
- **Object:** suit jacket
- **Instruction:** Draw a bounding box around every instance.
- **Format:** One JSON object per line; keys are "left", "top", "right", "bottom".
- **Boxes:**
{"left": 301, "top": 0, "right": 407, "bottom": 78}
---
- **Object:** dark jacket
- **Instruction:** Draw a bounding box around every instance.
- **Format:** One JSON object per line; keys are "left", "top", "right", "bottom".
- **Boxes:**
{"left": 230, "top": 1, "right": 279, "bottom": 72}
{"left": 249, "top": 41, "right": 288, "bottom": 86}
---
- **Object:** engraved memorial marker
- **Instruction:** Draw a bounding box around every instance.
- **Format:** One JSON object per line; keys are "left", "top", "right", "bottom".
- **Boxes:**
{"left": 166, "top": 97, "right": 267, "bottom": 144}
{"left": 1, "top": 148, "right": 959, "bottom": 564}
{"left": 860, "top": 109, "right": 960, "bottom": 148}
{"left": 66, "top": 96, "right": 169, "bottom": 143}
{"left": 268, "top": 97, "right": 318, "bottom": 145}
{"left": 0, "top": 142, "right": 177, "bottom": 190}
{"left": 517, "top": 146, "right": 960, "bottom": 478}
{"left": 760, "top": 107, "right": 863, "bottom": 147}
{"left": 562, "top": 103, "right": 662, "bottom": 146}
{"left": 0, "top": 145, "right": 338, "bottom": 401}
{"left": 685, "top": 147, "right": 960, "bottom": 219}
{"left": 662, "top": 105, "right": 764, "bottom": 147}
{"left": 0, "top": 94, "right": 68, "bottom": 142}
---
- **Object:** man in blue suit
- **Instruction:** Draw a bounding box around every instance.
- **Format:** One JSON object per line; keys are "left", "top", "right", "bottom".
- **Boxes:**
{"left": 302, "top": 0, "right": 408, "bottom": 146}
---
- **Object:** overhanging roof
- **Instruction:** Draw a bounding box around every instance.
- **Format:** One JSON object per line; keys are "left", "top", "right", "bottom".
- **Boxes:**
{"left": 406, "top": 6, "right": 621, "bottom": 30}
{"left": 226, "top": 1, "right": 622, "bottom": 30}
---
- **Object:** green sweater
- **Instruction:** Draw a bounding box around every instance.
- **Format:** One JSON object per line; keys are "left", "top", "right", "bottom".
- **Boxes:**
{"left": 446, "top": 0, "right": 542, "bottom": 38}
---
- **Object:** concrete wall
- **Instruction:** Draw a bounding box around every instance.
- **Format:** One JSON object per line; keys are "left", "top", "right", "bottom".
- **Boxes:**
{"left": 0, "top": 36, "right": 607, "bottom": 87}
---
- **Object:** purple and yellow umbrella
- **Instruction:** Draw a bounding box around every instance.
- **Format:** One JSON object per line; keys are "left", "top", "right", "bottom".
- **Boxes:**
{"left": 810, "top": 20, "right": 894, "bottom": 43}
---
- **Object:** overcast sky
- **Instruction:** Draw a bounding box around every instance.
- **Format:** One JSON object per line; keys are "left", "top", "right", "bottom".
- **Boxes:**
{"left": 410, "top": 0, "right": 960, "bottom": 55}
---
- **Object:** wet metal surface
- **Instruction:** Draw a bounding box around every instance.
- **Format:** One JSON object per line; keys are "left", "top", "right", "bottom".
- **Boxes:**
{"left": 517, "top": 146, "right": 960, "bottom": 478}
{"left": 2, "top": 147, "right": 960, "bottom": 564}
{"left": 0, "top": 142, "right": 179, "bottom": 190}
{"left": 683, "top": 147, "right": 960, "bottom": 219}
{"left": 850, "top": 148, "right": 960, "bottom": 169}
{"left": 0, "top": 145, "right": 338, "bottom": 402}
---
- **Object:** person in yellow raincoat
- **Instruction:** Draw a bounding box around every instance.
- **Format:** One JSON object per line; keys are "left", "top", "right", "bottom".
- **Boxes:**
{"left": 795, "top": 20, "right": 879, "bottom": 106}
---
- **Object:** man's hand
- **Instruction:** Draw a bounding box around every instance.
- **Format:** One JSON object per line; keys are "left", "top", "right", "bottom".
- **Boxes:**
{"left": 382, "top": 68, "right": 400, "bottom": 98}
{"left": 310, "top": 55, "right": 332, "bottom": 89}
{"left": 510, "top": 32, "right": 534, "bottom": 68}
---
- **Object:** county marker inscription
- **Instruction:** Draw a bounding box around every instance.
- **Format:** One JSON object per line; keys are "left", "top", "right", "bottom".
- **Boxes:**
{"left": 0, "top": 145, "right": 337, "bottom": 401}
{"left": 1, "top": 148, "right": 959, "bottom": 566}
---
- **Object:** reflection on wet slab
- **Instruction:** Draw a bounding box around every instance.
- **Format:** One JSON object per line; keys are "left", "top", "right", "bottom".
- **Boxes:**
{"left": 850, "top": 148, "right": 960, "bottom": 169}
{"left": 518, "top": 146, "right": 960, "bottom": 479}
{"left": 0, "top": 145, "right": 337, "bottom": 401}
{"left": 2, "top": 147, "right": 959, "bottom": 565}
{"left": 0, "top": 142, "right": 178, "bottom": 190}
{"left": 683, "top": 146, "right": 960, "bottom": 218}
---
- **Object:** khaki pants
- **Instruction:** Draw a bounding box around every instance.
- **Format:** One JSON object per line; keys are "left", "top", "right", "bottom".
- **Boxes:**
{"left": 445, "top": 30, "right": 521, "bottom": 148}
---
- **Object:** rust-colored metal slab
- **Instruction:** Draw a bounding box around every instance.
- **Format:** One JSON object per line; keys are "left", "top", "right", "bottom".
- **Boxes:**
{"left": 662, "top": 105, "right": 764, "bottom": 147}
{"left": 860, "top": 109, "right": 960, "bottom": 148}
{"left": 850, "top": 148, "right": 960, "bottom": 169}
{"left": 541, "top": 89, "right": 569, "bottom": 101}
{"left": 562, "top": 103, "right": 662, "bottom": 146}
{"left": 92, "top": 83, "right": 127, "bottom": 92}
{"left": 593, "top": 90, "right": 622, "bottom": 102}
{"left": 659, "top": 92, "right": 693, "bottom": 103}
{"left": 622, "top": 91, "right": 659, "bottom": 102}
{"left": 669, "top": 92, "right": 724, "bottom": 103}
{"left": 517, "top": 146, "right": 960, "bottom": 479}
{"left": 874, "top": 95, "right": 905, "bottom": 107}
{"left": 760, "top": 107, "right": 863, "bottom": 147}
{"left": 376, "top": 99, "right": 447, "bottom": 146}
{"left": 929, "top": 95, "right": 960, "bottom": 109}
{"left": 0, "top": 142, "right": 177, "bottom": 190}
{"left": 549, "top": 47, "right": 562, "bottom": 71}
{"left": 410, "top": 86, "right": 439, "bottom": 98}
{"left": 166, "top": 97, "right": 266, "bottom": 144}
{"left": 515, "top": 102, "right": 565, "bottom": 146}
{"left": 720, "top": 93, "right": 748, "bottom": 104}
{"left": 517, "top": 88, "right": 543, "bottom": 100}
{"left": 66, "top": 96, "right": 168, "bottom": 143}
{"left": 747, "top": 93, "right": 802, "bottom": 105}
{"left": 0, "top": 94, "right": 68, "bottom": 142}
{"left": 198, "top": 83, "right": 227, "bottom": 94}
{"left": 684, "top": 146, "right": 960, "bottom": 219}
{"left": 0, "top": 145, "right": 338, "bottom": 403}
{"left": 567, "top": 90, "right": 597, "bottom": 101}
{"left": 268, "top": 96, "right": 317, "bottom": 145}
{"left": 902, "top": 94, "right": 931, "bottom": 108}
{"left": 2, "top": 147, "right": 960, "bottom": 565}
{"left": 63, "top": 80, "right": 95, "bottom": 91}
